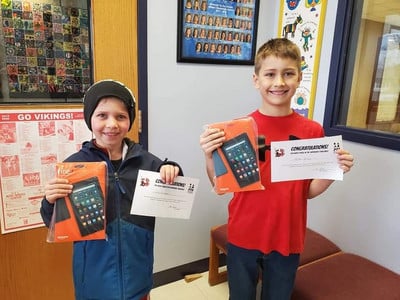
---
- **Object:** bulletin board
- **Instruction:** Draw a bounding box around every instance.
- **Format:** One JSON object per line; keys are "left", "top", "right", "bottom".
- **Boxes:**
{"left": 278, "top": 0, "right": 327, "bottom": 119}
{"left": 0, "top": 0, "right": 92, "bottom": 102}
{"left": 0, "top": 106, "right": 92, "bottom": 234}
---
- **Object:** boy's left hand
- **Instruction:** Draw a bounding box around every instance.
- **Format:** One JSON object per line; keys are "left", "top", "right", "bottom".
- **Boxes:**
{"left": 336, "top": 149, "right": 354, "bottom": 173}
{"left": 160, "top": 164, "right": 180, "bottom": 184}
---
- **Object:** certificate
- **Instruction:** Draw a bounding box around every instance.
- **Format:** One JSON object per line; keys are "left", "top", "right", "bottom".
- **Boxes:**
{"left": 130, "top": 170, "right": 199, "bottom": 219}
{"left": 271, "top": 136, "right": 343, "bottom": 182}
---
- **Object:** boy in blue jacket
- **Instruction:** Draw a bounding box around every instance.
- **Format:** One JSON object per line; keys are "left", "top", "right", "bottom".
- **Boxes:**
{"left": 41, "top": 79, "right": 182, "bottom": 300}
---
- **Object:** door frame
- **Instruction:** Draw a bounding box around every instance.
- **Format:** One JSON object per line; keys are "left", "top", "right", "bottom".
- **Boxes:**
{"left": 138, "top": 0, "right": 149, "bottom": 149}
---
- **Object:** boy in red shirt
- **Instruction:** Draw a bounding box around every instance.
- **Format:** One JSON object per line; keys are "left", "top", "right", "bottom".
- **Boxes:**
{"left": 200, "top": 38, "right": 354, "bottom": 299}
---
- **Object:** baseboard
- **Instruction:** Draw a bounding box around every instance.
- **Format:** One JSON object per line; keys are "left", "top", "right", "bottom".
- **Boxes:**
{"left": 153, "top": 254, "right": 226, "bottom": 288}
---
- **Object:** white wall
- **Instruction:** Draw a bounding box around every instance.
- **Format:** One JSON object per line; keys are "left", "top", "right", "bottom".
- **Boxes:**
{"left": 147, "top": 0, "right": 400, "bottom": 274}
{"left": 308, "top": 1, "right": 400, "bottom": 274}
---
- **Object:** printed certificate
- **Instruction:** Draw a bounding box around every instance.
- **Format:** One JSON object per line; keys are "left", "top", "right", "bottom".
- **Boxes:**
{"left": 131, "top": 170, "right": 199, "bottom": 219}
{"left": 271, "top": 135, "right": 343, "bottom": 182}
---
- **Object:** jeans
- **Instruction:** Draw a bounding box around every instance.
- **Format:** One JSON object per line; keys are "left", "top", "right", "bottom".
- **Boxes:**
{"left": 227, "top": 243, "right": 300, "bottom": 300}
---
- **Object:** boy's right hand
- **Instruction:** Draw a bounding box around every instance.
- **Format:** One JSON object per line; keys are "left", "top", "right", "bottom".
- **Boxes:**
{"left": 44, "top": 178, "right": 73, "bottom": 204}
{"left": 199, "top": 127, "right": 225, "bottom": 158}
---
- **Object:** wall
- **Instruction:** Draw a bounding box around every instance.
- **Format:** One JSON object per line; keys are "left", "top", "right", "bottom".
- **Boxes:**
{"left": 147, "top": 0, "right": 400, "bottom": 275}
{"left": 147, "top": 0, "right": 276, "bottom": 272}
{"left": 309, "top": 1, "right": 400, "bottom": 275}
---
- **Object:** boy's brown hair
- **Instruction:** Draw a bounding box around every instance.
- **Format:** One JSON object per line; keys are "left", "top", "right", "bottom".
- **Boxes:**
{"left": 254, "top": 38, "right": 302, "bottom": 74}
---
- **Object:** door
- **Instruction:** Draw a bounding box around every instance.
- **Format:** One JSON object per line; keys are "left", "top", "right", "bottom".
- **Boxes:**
{"left": 0, "top": 1, "right": 140, "bottom": 299}
{"left": 91, "top": 0, "right": 140, "bottom": 141}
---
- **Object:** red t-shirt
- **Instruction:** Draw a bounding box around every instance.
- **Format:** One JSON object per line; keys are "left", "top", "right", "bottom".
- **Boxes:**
{"left": 228, "top": 110, "right": 324, "bottom": 255}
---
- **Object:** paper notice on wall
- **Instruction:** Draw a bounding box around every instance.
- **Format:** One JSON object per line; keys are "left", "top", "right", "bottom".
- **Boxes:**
{"left": 0, "top": 109, "right": 92, "bottom": 234}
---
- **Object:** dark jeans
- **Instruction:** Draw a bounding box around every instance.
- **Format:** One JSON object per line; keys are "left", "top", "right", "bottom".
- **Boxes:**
{"left": 227, "top": 243, "right": 300, "bottom": 300}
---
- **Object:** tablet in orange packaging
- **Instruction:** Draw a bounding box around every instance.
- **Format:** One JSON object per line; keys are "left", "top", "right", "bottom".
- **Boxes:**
{"left": 208, "top": 117, "right": 264, "bottom": 194}
{"left": 47, "top": 162, "right": 108, "bottom": 243}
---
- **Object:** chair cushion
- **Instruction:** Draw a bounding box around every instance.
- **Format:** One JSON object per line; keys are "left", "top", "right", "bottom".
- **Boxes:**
{"left": 292, "top": 253, "right": 400, "bottom": 300}
{"left": 211, "top": 225, "right": 341, "bottom": 265}
{"left": 299, "top": 228, "right": 341, "bottom": 266}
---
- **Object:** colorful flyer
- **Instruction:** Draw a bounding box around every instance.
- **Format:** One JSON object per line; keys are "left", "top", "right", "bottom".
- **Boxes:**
{"left": 0, "top": 109, "right": 92, "bottom": 234}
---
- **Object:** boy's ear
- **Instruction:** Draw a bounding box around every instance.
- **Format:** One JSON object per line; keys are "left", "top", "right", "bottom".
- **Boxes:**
{"left": 253, "top": 73, "right": 259, "bottom": 88}
{"left": 298, "top": 72, "right": 303, "bottom": 83}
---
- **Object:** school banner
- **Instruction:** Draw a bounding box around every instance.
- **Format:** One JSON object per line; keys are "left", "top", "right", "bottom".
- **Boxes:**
{"left": 278, "top": 0, "right": 327, "bottom": 119}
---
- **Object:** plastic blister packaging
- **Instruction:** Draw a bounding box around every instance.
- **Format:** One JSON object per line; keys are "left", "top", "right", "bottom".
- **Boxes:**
{"left": 47, "top": 162, "right": 107, "bottom": 243}
{"left": 207, "top": 117, "right": 264, "bottom": 194}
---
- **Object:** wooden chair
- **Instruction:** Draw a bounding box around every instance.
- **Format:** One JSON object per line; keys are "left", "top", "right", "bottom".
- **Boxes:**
{"left": 208, "top": 224, "right": 228, "bottom": 286}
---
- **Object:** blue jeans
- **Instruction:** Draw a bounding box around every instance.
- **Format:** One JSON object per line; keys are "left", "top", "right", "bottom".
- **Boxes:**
{"left": 227, "top": 243, "right": 300, "bottom": 300}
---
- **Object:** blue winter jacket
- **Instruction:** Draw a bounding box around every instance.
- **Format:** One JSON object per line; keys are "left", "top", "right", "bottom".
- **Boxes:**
{"left": 40, "top": 138, "right": 182, "bottom": 300}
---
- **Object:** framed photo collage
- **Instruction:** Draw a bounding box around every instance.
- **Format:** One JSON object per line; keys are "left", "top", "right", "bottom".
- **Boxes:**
{"left": 177, "top": 0, "right": 259, "bottom": 65}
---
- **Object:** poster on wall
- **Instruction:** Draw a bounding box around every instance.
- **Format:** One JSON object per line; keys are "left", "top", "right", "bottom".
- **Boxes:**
{"left": 278, "top": 0, "right": 327, "bottom": 118}
{"left": 0, "top": 108, "right": 92, "bottom": 234}
{"left": 0, "top": 0, "right": 92, "bottom": 100}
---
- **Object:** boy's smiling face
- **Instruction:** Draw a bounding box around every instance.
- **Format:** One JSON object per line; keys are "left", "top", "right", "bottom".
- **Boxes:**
{"left": 253, "top": 55, "right": 302, "bottom": 115}
{"left": 91, "top": 97, "right": 130, "bottom": 152}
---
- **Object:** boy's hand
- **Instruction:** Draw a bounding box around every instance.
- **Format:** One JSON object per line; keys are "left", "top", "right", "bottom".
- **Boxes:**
{"left": 44, "top": 178, "right": 73, "bottom": 204}
{"left": 200, "top": 127, "right": 225, "bottom": 158}
{"left": 160, "top": 164, "right": 180, "bottom": 184}
{"left": 336, "top": 149, "right": 354, "bottom": 173}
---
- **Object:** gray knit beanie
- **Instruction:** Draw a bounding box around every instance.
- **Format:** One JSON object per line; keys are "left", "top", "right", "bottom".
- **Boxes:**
{"left": 83, "top": 79, "right": 136, "bottom": 131}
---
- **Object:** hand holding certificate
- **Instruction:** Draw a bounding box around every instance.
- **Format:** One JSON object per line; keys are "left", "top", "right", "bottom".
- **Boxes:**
{"left": 271, "top": 136, "right": 343, "bottom": 182}
{"left": 131, "top": 170, "right": 199, "bottom": 219}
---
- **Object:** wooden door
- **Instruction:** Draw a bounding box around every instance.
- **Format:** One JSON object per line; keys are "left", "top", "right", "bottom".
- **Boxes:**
{"left": 0, "top": 1, "right": 139, "bottom": 299}
{"left": 91, "top": 0, "right": 139, "bottom": 142}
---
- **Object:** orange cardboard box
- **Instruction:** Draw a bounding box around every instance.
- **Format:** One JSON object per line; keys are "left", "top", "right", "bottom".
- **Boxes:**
{"left": 208, "top": 117, "right": 264, "bottom": 194}
{"left": 47, "top": 162, "right": 107, "bottom": 243}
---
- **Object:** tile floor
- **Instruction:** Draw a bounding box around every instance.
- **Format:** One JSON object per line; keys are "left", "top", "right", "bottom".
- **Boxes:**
{"left": 151, "top": 271, "right": 229, "bottom": 300}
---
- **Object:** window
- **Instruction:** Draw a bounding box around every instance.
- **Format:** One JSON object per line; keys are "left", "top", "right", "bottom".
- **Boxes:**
{"left": 324, "top": 0, "right": 400, "bottom": 151}
{"left": 0, "top": 0, "right": 93, "bottom": 103}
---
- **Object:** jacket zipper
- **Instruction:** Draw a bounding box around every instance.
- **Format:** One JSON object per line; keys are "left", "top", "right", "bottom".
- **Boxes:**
{"left": 114, "top": 170, "right": 127, "bottom": 299}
